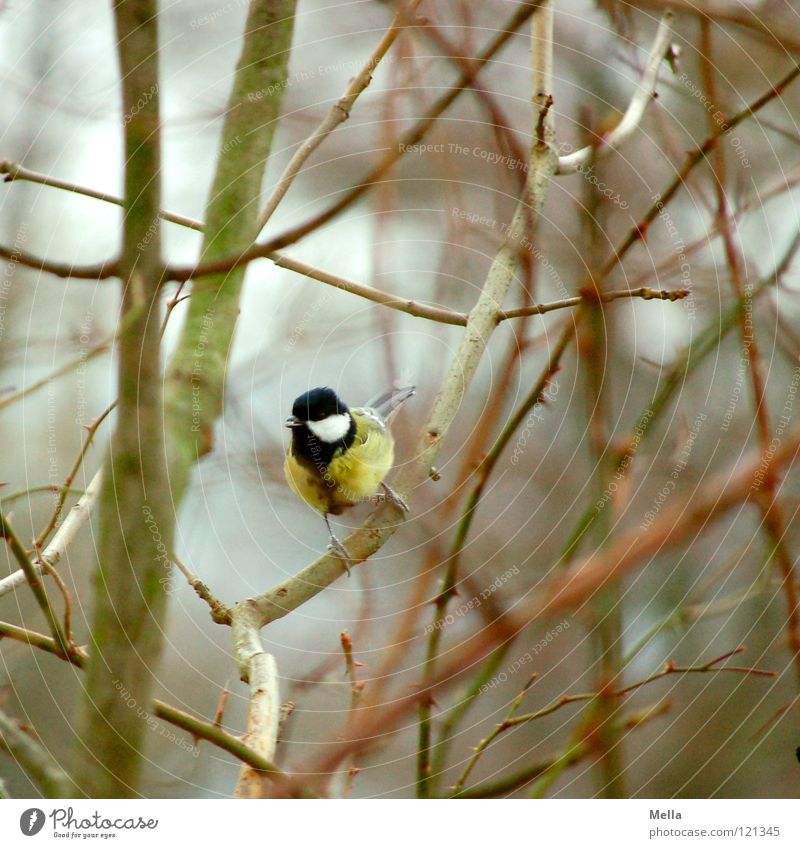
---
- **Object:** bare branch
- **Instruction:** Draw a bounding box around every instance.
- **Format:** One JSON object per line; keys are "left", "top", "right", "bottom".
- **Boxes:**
{"left": 453, "top": 701, "right": 670, "bottom": 798}
{"left": 499, "top": 286, "right": 687, "bottom": 319}
{"left": 0, "top": 243, "right": 117, "bottom": 280}
{"left": 152, "top": 700, "right": 286, "bottom": 780}
{"left": 0, "top": 164, "right": 688, "bottom": 325}
{"left": 556, "top": 13, "right": 674, "bottom": 174}
{"left": 164, "top": 2, "right": 541, "bottom": 284}
{"left": 0, "top": 513, "right": 76, "bottom": 661}
{"left": 0, "top": 620, "right": 87, "bottom": 668}
{"left": 234, "top": 652, "right": 282, "bottom": 798}
{"left": 171, "top": 555, "right": 231, "bottom": 625}
{"left": 0, "top": 158, "right": 203, "bottom": 232}
{"left": 601, "top": 61, "right": 800, "bottom": 281}
{"left": 0, "top": 468, "right": 104, "bottom": 601}
{"left": 255, "top": 0, "right": 425, "bottom": 232}
{"left": 516, "top": 426, "right": 800, "bottom": 627}
{"left": 0, "top": 709, "right": 72, "bottom": 797}
{"left": 35, "top": 404, "right": 114, "bottom": 551}
{"left": 0, "top": 335, "right": 113, "bottom": 414}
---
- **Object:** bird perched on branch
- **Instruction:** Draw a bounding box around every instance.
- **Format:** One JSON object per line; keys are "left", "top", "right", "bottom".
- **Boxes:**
{"left": 284, "top": 385, "right": 414, "bottom": 573}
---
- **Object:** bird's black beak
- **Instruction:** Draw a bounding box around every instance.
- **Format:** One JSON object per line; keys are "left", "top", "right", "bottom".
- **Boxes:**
{"left": 285, "top": 415, "right": 303, "bottom": 428}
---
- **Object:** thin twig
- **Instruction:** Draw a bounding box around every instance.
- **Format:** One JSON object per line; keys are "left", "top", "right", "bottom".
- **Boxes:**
{"left": 0, "top": 159, "right": 203, "bottom": 231}
{"left": 0, "top": 334, "right": 114, "bottom": 414}
{"left": 37, "top": 559, "right": 74, "bottom": 646}
{"left": 499, "top": 286, "right": 687, "bottom": 319}
{"left": 171, "top": 554, "right": 232, "bottom": 625}
{"left": 0, "top": 485, "right": 85, "bottom": 508}
{"left": 418, "top": 316, "right": 575, "bottom": 794}
{"left": 431, "top": 642, "right": 513, "bottom": 780}
{"left": 337, "top": 630, "right": 365, "bottom": 798}
{"left": 0, "top": 513, "right": 75, "bottom": 660}
{"left": 255, "top": 0, "right": 425, "bottom": 232}
{"left": 452, "top": 672, "right": 537, "bottom": 794}
{"left": 0, "top": 243, "right": 117, "bottom": 280}
{"left": 600, "top": 61, "right": 800, "bottom": 282}
{"left": 34, "top": 404, "right": 115, "bottom": 551}
{"left": 451, "top": 648, "right": 772, "bottom": 795}
{"left": 340, "top": 630, "right": 364, "bottom": 713}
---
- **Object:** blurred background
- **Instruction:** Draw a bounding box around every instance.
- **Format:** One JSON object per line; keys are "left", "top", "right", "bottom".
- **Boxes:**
{"left": 2, "top": 0, "right": 800, "bottom": 798}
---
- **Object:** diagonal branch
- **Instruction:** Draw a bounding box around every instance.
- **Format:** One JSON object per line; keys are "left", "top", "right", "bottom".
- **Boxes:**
{"left": 0, "top": 709, "right": 72, "bottom": 797}
{"left": 600, "top": 60, "right": 800, "bottom": 281}
{"left": 287, "top": 424, "right": 800, "bottom": 788}
{"left": 152, "top": 700, "right": 287, "bottom": 780}
{"left": 232, "top": 103, "right": 559, "bottom": 684}
{"left": 0, "top": 513, "right": 76, "bottom": 661}
{"left": 453, "top": 701, "right": 671, "bottom": 798}
{"left": 0, "top": 620, "right": 87, "bottom": 668}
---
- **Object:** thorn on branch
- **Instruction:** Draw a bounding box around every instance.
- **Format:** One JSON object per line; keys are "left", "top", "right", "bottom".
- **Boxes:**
{"left": 214, "top": 684, "right": 230, "bottom": 728}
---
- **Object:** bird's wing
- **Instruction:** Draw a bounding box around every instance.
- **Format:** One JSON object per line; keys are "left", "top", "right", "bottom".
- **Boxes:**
{"left": 362, "top": 385, "right": 415, "bottom": 421}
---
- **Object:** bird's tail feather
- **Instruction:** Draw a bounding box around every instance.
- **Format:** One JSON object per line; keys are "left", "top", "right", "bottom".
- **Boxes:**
{"left": 365, "top": 385, "right": 415, "bottom": 419}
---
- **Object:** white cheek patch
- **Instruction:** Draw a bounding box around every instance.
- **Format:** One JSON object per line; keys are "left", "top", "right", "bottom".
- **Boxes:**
{"left": 307, "top": 413, "right": 351, "bottom": 443}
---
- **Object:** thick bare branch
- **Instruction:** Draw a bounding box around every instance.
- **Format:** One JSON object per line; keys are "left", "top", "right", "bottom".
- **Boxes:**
{"left": 234, "top": 652, "right": 282, "bottom": 798}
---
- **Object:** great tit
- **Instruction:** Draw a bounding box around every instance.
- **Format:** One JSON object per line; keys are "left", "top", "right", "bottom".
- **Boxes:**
{"left": 284, "top": 385, "right": 414, "bottom": 572}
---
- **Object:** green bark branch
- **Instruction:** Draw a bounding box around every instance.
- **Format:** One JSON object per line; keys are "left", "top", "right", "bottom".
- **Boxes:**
{"left": 0, "top": 709, "right": 73, "bottom": 798}
{"left": 164, "top": 0, "right": 296, "bottom": 488}
{"left": 75, "top": 0, "right": 171, "bottom": 797}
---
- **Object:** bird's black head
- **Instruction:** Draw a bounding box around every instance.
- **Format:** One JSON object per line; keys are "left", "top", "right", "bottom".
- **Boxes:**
{"left": 286, "top": 387, "right": 356, "bottom": 466}
{"left": 290, "top": 386, "right": 349, "bottom": 423}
